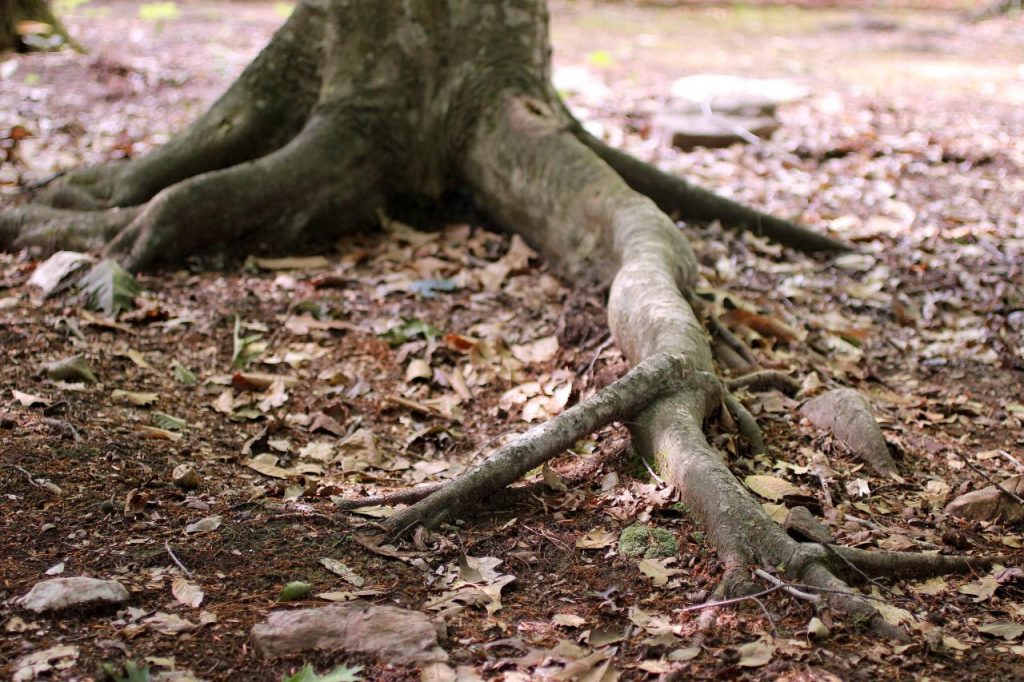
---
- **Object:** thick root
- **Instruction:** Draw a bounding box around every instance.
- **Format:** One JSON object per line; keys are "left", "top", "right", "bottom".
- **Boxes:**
{"left": 100, "top": 117, "right": 378, "bottom": 270}
{"left": 2, "top": 204, "right": 139, "bottom": 254}
{"left": 727, "top": 369, "right": 801, "bottom": 395}
{"left": 34, "top": 2, "right": 325, "bottom": 211}
{"left": 558, "top": 102, "right": 852, "bottom": 255}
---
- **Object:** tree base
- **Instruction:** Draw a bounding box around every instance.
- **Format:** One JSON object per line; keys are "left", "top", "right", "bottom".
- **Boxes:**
{"left": 1, "top": 0, "right": 977, "bottom": 638}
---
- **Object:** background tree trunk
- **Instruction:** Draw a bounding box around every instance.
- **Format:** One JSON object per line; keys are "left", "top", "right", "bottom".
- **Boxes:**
{"left": 0, "top": 0, "right": 82, "bottom": 53}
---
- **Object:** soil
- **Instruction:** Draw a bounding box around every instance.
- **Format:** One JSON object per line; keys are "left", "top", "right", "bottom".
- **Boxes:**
{"left": 2, "top": 2, "right": 1023, "bottom": 680}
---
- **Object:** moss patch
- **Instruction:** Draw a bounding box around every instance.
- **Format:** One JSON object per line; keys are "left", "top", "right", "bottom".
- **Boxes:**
{"left": 617, "top": 524, "right": 679, "bottom": 559}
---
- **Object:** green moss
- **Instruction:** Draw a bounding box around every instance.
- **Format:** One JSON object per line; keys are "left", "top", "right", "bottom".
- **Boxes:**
{"left": 618, "top": 524, "right": 679, "bottom": 559}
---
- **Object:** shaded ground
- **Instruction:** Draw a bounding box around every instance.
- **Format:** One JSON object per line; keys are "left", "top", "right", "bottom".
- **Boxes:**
{"left": 2, "top": 2, "right": 1024, "bottom": 680}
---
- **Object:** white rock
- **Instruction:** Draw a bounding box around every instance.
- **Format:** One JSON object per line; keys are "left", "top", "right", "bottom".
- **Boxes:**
{"left": 17, "top": 577, "right": 129, "bottom": 613}
{"left": 251, "top": 601, "right": 447, "bottom": 664}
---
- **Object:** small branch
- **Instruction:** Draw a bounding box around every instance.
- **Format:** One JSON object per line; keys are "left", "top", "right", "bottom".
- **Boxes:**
{"left": 680, "top": 584, "right": 787, "bottom": 615}
{"left": 165, "top": 541, "right": 193, "bottom": 579}
{"left": 754, "top": 568, "right": 820, "bottom": 603}
{"left": 726, "top": 370, "right": 801, "bottom": 396}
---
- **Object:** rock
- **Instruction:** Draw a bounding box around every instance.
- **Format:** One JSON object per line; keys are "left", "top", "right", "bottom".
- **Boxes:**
{"left": 657, "top": 74, "right": 808, "bottom": 150}
{"left": 172, "top": 464, "right": 201, "bottom": 490}
{"left": 783, "top": 506, "right": 833, "bottom": 544}
{"left": 945, "top": 476, "right": 1024, "bottom": 524}
{"left": 17, "top": 577, "right": 129, "bottom": 613}
{"left": 800, "top": 388, "right": 896, "bottom": 475}
{"left": 669, "top": 74, "right": 809, "bottom": 115}
{"left": 251, "top": 601, "right": 447, "bottom": 664}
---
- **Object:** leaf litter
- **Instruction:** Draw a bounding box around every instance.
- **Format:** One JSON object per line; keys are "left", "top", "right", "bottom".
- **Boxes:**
{"left": 1, "top": 2, "right": 1024, "bottom": 680}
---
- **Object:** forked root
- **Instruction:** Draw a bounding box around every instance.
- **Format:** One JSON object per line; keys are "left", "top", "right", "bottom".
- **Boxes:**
{"left": 377, "top": 91, "right": 998, "bottom": 637}
{"left": 383, "top": 353, "right": 717, "bottom": 534}
{"left": 33, "top": 2, "right": 326, "bottom": 211}
{"left": 15, "top": 118, "right": 381, "bottom": 271}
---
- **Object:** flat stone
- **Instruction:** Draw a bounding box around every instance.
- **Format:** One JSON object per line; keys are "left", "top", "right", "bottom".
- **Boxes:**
{"left": 17, "top": 577, "right": 129, "bottom": 613}
{"left": 655, "top": 112, "right": 780, "bottom": 151}
{"left": 945, "top": 475, "right": 1024, "bottom": 524}
{"left": 668, "top": 74, "right": 809, "bottom": 116}
{"left": 252, "top": 600, "right": 447, "bottom": 664}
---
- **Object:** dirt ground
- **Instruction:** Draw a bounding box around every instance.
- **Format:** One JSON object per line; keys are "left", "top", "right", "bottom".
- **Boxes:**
{"left": 2, "top": 2, "right": 1024, "bottom": 680}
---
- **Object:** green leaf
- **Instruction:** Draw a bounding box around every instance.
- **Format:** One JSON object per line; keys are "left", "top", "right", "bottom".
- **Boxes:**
{"left": 278, "top": 581, "right": 313, "bottom": 602}
{"left": 138, "top": 2, "right": 179, "bottom": 21}
{"left": 232, "top": 316, "right": 264, "bottom": 369}
{"left": 78, "top": 260, "right": 141, "bottom": 315}
{"left": 282, "top": 663, "right": 363, "bottom": 682}
{"left": 379, "top": 318, "right": 442, "bottom": 347}
{"left": 101, "top": 661, "right": 151, "bottom": 682}
{"left": 154, "top": 412, "right": 186, "bottom": 431}
{"left": 171, "top": 361, "right": 197, "bottom": 386}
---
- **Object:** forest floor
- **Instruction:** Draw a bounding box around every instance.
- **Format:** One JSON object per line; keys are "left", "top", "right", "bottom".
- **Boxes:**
{"left": 2, "top": 2, "right": 1024, "bottom": 681}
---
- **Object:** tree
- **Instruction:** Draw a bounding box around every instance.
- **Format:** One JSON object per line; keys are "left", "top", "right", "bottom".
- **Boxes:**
{"left": 0, "top": 0, "right": 991, "bottom": 636}
{"left": 0, "top": 0, "right": 82, "bottom": 53}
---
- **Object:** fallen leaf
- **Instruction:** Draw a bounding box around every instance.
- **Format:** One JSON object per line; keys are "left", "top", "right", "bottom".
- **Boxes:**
{"left": 112, "top": 389, "right": 159, "bottom": 406}
{"left": 319, "top": 558, "right": 365, "bottom": 587}
{"left": 738, "top": 639, "right": 773, "bottom": 667}
{"left": 171, "top": 577, "right": 204, "bottom": 608}
{"left": 745, "top": 475, "right": 802, "bottom": 502}
{"left": 185, "top": 515, "right": 222, "bottom": 534}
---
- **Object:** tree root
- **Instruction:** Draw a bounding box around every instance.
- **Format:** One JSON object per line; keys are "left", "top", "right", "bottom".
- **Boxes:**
{"left": 727, "top": 369, "right": 801, "bottom": 395}
{"left": 383, "top": 353, "right": 715, "bottom": 534}
{"left": 33, "top": 1, "right": 326, "bottom": 211}
{"left": 12, "top": 117, "right": 381, "bottom": 269}
{"left": 561, "top": 112, "right": 853, "bottom": 255}
{"left": 0, "top": 2, "right": 997, "bottom": 642}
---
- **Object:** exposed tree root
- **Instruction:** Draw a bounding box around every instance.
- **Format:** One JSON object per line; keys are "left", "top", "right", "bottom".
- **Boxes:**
{"left": 564, "top": 114, "right": 853, "bottom": 255}
{"left": 727, "top": 369, "right": 801, "bottom": 395}
{"left": 0, "top": 0, "right": 996, "bottom": 640}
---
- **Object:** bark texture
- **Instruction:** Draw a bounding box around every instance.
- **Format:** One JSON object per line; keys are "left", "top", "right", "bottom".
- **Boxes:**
{"left": 1, "top": 0, "right": 982, "bottom": 636}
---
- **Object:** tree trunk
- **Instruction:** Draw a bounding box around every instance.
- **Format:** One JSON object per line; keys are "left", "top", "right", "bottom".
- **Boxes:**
{"left": 0, "top": 0, "right": 82, "bottom": 53}
{"left": 0, "top": 0, "right": 990, "bottom": 637}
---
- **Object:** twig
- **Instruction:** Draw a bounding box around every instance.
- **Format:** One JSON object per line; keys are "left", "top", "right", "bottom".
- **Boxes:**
{"left": 584, "top": 335, "right": 614, "bottom": 378}
{"left": 816, "top": 466, "right": 834, "bottom": 509}
{"left": 754, "top": 568, "right": 820, "bottom": 603}
{"left": 165, "top": 541, "right": 193, "bottom": 579}
{"left": 641, "top": 456, "right": 666, "bottom": 485}
{"left": 963, "top": 456, "right": 1024, "bottom": 506}
{"left": 679, "top": 584, "right": 787, "bottom": 614}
